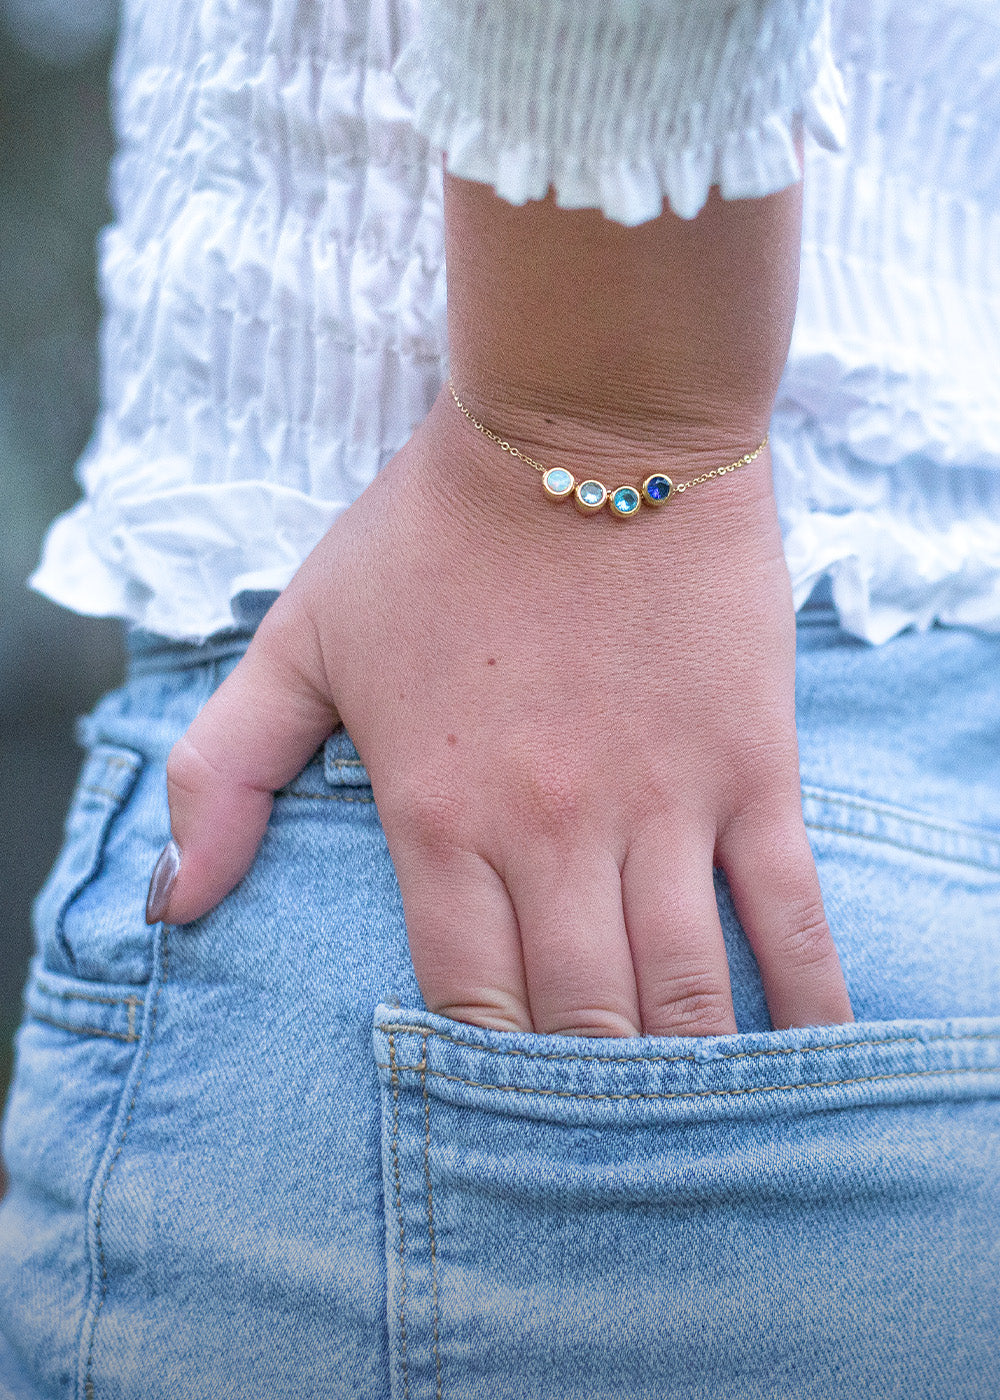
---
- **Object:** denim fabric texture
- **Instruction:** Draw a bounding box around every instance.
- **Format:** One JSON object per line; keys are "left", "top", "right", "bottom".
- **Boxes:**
{"left": 1, "top": 581, "right": 999, "bottom": 1399}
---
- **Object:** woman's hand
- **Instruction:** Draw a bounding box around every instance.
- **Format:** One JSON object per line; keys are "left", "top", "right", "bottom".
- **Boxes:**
{"left": 149, "top": 388, "right": 852, "bottom": 1037}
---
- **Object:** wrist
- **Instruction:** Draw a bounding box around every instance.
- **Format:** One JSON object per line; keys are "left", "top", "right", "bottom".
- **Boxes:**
{"left": 443, "top": 173, "right": 802, "bottom": 455}
{"left": 433, "top": 382, "right": 775, "bottom": 513}
{"left": 411, "top": 387, "right": 780, "bottom": 565}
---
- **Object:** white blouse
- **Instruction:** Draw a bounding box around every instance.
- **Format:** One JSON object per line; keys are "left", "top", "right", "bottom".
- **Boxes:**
{"left": 30, "top": 0, "right": 1000, "bottom": 645}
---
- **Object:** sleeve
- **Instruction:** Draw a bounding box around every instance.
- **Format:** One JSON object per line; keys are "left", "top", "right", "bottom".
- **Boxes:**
{"left": 395, "top": 0, "right": 846, "bottom": 224}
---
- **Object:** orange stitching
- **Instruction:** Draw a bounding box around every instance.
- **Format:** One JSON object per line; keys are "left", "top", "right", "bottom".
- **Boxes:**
{"left": 374, "top": 1022, "right": 1000, "bottom": 1069}
{"left": 378, "top": 1024, "right": 692, "bottom": 1066}
{"left": 29, "top": 1011, "right": 138, "bottom": 1044}
{"left": 97, "top": 754, "right": 135, "bottom": 770}
{"left": 389, "top": 1033, "right": 411, "bottom": 1400}
{"left": 376, "top": 1061, "right": 1000, "bottom": 1105}
{"left": 421, "top": 1032, "right": 443, "bottom": 1400}
{"left": 33, "top": 979, "right": 143, "bottom": 1009}
{"left": 84, "top": 926, "right": 168, "bottom": 1397}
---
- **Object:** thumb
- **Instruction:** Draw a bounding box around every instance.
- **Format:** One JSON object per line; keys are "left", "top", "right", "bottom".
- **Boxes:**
{"left": 146, "top": 610, "right": 339, "bottom": 925}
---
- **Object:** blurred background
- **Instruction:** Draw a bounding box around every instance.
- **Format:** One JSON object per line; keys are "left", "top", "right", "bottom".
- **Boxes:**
{"left": 1, "top": 1, "right": 125, "bottom": 1126}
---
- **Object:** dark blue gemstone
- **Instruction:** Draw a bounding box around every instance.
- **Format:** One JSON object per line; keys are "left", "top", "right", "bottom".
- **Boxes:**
{"left": 645, "top": 475, "right": 671, "bottom": 501}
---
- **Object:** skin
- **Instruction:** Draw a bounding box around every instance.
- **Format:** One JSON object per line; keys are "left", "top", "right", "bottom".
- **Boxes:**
{"left": 152, "top": 171, "right": 853, "bottom": 1038}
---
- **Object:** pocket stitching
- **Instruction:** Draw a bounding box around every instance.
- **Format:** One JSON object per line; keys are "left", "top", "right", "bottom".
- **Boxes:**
{"left": 379, "top": 1061, "right": 1000, "bottom": 1105}
{"left": 805, "top": 818, "right": 1000, "bottom": 875}
{"left": 388, "top": 1032, "right": 413, "bottom": 1400}
{"left": 421, "top": 1032, "right": 444, "bottom": 1400}
{"left": 33, "top": 976, "right": 143, "bottom": 1010}
{"left": 375, "top": 1022, "right": 1000, "bottom": 1068}
{"left": 801, "top": 783, "right": 999, "bottom": 841}
{"left": 801, "top": 783, "right": 1000, "bottom": 872}
{"left": 82, "top": 929, "right": 167, "bottom": 1396}
{"left": 283, "top": 789, "right": 375, "bottom": 805}
{"left": 29, "top": 1011, "right": 139, "bottom": 1044}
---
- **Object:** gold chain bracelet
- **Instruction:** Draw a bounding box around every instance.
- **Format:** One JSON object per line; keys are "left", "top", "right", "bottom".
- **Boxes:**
{"left": 448, "top": 380, "right": 768, "bottom": 520}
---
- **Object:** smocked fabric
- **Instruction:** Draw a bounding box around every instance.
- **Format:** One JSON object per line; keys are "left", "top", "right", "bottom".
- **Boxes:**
{"left": 394, "top": 0, "right": 848, "bottom": 224}
{"left": 28, "top": 0, "right": 1000, "bottom": 644}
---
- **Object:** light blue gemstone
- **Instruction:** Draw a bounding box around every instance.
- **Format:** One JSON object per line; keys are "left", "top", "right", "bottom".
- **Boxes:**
{"left": 544, "top": 468, "right": 573, "bottom": 496}
{"left": 612, "top": 487, "right": 640, "bottom": 514}
{"left": 579, "top": 481, "right": 604, "bottom": 506}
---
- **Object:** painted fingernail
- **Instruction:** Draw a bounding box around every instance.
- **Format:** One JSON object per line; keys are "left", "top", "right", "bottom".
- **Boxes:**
{"left": 146, "top": 838, "right": 180, "bottom": 924}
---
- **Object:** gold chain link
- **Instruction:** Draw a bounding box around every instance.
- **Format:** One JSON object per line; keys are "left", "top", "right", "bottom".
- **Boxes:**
{"left": 448, "top": 381, "right": 768, "bottom": 508}
{"left": 448, "top": 382, "right": 549, "bottom": 474}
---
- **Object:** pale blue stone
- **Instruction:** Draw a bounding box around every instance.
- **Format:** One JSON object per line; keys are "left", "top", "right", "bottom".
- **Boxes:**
{"left": 579, "top": 481, "right": 604, "bottom": 505}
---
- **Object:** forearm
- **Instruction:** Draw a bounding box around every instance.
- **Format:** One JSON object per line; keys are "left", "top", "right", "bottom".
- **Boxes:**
{"left": 443, "top": 170, "right": 803, "bottom": 466}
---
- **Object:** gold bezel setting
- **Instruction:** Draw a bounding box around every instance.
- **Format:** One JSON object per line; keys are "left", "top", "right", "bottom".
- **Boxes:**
{"left": 641, "top": 473, "right": 673, "bottom": 506}
{"left": 542, "top": 467, "right": 576, "bottom": 501}
{"left": 447, "top": 380, "right": 768, "bottom": 519}
{"left": 574, "top": 480, "right": 608, "bottom": 515}
{"left": 609, "top": 485, "right": 642, "bottom": 518}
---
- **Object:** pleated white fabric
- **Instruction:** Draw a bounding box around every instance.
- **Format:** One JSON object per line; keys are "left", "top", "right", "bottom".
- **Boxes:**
{"left": 29, "top": 0, "right": 1000, "bottom": 643}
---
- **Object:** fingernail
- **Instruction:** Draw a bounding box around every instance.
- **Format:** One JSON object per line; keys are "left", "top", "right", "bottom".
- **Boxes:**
{"left": 146, "top": 838, "right": 180, "bottom": 924}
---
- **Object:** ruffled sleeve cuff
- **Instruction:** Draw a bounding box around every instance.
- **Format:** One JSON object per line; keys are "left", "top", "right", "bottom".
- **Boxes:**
{"left": 396, "top": 0, "right": 846, "bottom": 224}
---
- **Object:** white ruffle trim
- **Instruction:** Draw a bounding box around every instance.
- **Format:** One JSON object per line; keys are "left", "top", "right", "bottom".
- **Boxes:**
{"left": 786, "top": 509, "right": 1000, "bottom": 645}
{"left": 395, "top": 3, "right": 847, "bottom": 224}
{"left": 29, "top": 486, "right": 347, "bottom": 641}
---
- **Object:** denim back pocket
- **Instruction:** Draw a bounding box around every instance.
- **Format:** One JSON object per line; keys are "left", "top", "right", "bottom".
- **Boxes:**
{"left": 31, "top": 741, "right": 150, "bottom": 986}
{"left": 374, "top": 1004, "right": 1000, "bottom": 1400}
{"left": 800, "top": 784, "right": 1000, "bottom": 1023}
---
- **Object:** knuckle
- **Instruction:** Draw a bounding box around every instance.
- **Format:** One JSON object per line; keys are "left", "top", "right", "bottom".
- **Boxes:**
{"left": 514, "top": 755, "right": 587, "bottom": 839}
{"left": 646, "top": 969, "right": 734, "bottom": 1036}
{"left": 775, "top": 898, "right": 835, "bottom": 969}
{"left": 389, "top": 769, "right": 469, "bottom": 853}
{"left": 165, "top": 734, "right": 218, "bottom": 800}
{"left": 431, "top": 997, "right": 532, "bottom": 1034}
{"left": 540, "top": 1006, "right": 641, "bottom": 1039}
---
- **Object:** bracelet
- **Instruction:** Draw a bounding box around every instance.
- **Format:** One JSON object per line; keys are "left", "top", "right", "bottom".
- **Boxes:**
{"left": 448, "top": 380, "right": 768, "bottom": 520}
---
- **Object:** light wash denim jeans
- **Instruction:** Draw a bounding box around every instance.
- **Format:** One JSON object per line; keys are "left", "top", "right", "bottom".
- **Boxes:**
{"left": 2, "top": 579, "right": 999, "bottom": 1399}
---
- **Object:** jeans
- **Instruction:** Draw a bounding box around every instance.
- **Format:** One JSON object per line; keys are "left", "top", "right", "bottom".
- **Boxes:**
{"left": 1, "top": 580, "right": 999, "bottom": 1399}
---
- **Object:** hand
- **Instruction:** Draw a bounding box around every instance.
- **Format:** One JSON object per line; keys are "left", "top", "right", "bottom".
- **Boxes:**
{"left": 148, "top": 390, "right": 852, "bottom": 1038}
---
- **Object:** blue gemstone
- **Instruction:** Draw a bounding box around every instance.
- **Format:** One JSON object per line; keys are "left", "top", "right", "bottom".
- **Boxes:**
{"left": 580, "top": 481, "right": 604, "bottom": 505}
{"left": 646, "top": 476, "right": 670, "bottom": 501}
{"left": 612, "top": 487, "right": 640, "bottom": 514}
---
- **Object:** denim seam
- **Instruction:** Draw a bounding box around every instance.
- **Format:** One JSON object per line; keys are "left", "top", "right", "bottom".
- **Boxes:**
{"left": 388, "top": 1033, "right": 412, "bottom": 1400}
{"left": 29, "top": 1012, "right": 139, "bottom": 1045}
{"left": 33, "top": 979, "right": 143, "bottom": 1009}
{"left": 82, "top": 928, "right": 168, "bottom": 1400}
{"left": 374, "top": 1023, "right": 1000, "bottom": 1068}
{"left": 284, "top": 789, "right": 375, "bottom": 804}
{"left": 80, "top": 785, "right": 135, "bottom": 803}
{"left": 377, "top": 1062, "right": 1000, "bottom": 1104}
{"left": 804, "top": 818, "right": 1000, "bottom": 873}
{"left": 801, "top": 784, "right": 1000, "bottom": 844}
{"left": 329, "top": 758, "right": 365, "bottom": 769}
{"left": 421, "top": 1032, "right": 444, "bottom": 1400}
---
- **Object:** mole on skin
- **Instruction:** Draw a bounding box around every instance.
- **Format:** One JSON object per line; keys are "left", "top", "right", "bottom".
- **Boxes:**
{"left": 447, "top": 733, "right": 458, "bottom": 746}
{"left": 487, "top": 657, "right": 496, "bottom": 666}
